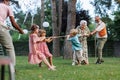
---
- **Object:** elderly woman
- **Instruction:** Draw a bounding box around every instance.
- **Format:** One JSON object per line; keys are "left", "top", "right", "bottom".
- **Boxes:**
{"left": 76, "top": 20, "right": 90, "bottom": 64}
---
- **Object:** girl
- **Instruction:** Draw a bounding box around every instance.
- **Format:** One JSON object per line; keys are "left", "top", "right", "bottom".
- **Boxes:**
{"left": 67, "top": 29, "right": 87, "bottom": 66}
{"left": 28, "top": 24, "right": 55, "bottom": 70}
{"left": 37, "top": 29, "right": 56, "bottom": 68}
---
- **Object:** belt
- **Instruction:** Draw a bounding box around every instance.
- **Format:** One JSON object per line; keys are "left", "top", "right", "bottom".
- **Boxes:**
{"left": 0, "top": 22, "right": 9, "bottom": 29}
{"left": 0, "top": 23, "right": 9, "bottom": 32}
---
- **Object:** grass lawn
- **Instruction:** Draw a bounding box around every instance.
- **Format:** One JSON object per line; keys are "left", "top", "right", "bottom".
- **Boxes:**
{"left": 13, "top": 56, "right": 120, "bottom": 80}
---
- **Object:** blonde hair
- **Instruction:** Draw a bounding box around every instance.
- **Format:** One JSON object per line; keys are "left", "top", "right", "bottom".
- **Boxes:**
{"left": 70, "top": 29, "right": 78, "bottom": 36}
{"left": 38, "top": 29, "right": 46, "bottom": 37}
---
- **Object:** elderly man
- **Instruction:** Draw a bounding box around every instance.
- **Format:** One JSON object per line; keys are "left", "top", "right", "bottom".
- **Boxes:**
{"left": 90, "top": 16, "right": 107, "bottom": 64}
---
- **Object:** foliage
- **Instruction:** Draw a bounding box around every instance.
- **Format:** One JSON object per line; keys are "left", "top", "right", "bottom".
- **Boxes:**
{"left": 112, "top": 11, "right": 120, "bottom": 40}
{"left": 44, "top": 0, "right": 52, "bottom": 24}
{"left": 11, "top": 31, "right": 29, "bottom": 42}
{"left": 76, "top": 10, "right": 91, "bottom": 27}
{"left": 87, "top": 23, "right": 96, "bottom": 40}
{"left": 114, "top": 0, "right": 120, "bottom": 4}
{"left": 10, "top": 0, "right": 19, "bottom": 8}
{"left": 10, "top": 11, "right": 30, "bottom": 41}
{"left": 44, "top": 0, "right": 52, "bottom": 36}
{"left": 76, "top": 0, "right": 82, "bottom": 11}
{"left": 10, "top": 0, "right": 120, "bottom": 41}
{"left": 10, "top": 31, "right": 20, "bottom": 41}
{"left": 91, "top": 0, "right": 113, "bottom": 17}
{"left": 11, "top": 0, "right": 52, "bottom": 41}
{"left": 12, "top": 56, "right": 120, "bottom": 80}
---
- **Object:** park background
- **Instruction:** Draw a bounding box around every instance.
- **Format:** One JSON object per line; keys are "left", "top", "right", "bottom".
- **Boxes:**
{"left": 0, "top": 0, "right": 120, "bottom": 80}
{"left": 3, "top": 0, "right": 120, "bottom": 58}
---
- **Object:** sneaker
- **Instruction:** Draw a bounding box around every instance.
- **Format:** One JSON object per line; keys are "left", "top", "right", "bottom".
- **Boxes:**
{"left": 81, "top": 60, "right": 88, "bottom": 65}
{"left": 72, "top": 62, "right": 75, "bottom": 66}
{"left": 75, "top": 61, "right": 78, "bottom": 65}
{"left": 101, "top": 59, "right": 104, "bottom": 63}
{"left": 83, "top": 60, "right": 88, "bottom": 65}
{"left": 48, "top": 66, "right": 56, "bottom": 71}
{"left": 52, "top": 65, "right": 56, "bottom": 68}
{"left": 95, "top": 59, "right": 101, "bottom": 64}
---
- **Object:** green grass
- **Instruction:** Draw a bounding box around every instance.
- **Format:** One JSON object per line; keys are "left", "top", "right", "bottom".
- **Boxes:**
{"left": 13, "top": 56, "right": 120, "bottom": 80}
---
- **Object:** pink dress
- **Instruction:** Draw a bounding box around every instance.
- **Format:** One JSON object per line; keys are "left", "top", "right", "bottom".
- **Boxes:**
{"left": 38, "top": 41, "right": 52, "bottom": 58}
{"left": 28, "top": 33, "right": 46, "bottom": 64}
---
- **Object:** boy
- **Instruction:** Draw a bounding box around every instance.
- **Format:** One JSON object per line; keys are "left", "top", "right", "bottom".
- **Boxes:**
{"left": 67, "top": 29, "right": 87, "bottom": 66}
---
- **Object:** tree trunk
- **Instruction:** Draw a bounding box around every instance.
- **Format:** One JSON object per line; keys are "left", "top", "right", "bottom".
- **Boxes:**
{"left": 51, "top": 0, "right": 60, "bottom": 57}
{"left": 58, "top": 0, "right": 63, "bottom": 34}
{"left": 40, "top": 0, "right": 45, "bottom": 29}
{"left": 63, "top": 0, "right": 77, "bottom": 59}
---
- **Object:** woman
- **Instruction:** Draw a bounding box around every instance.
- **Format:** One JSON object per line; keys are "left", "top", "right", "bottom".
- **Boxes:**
{"left": 0, "top": 0, "right": 24, "bottom": 68}
{"left": 76, "top": 20, "right": 90, "bottom": 64}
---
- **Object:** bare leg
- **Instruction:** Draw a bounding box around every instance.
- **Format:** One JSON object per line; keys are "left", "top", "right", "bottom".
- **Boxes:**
{"left": 42, "top": 57, "right": 51, "bottom": 68}
{"left": 38, "top": 62, "right": 42, "bottom": 67}
{"left": 48, "top": 57, "right": 56, "bottom": 68}
{"left": 42, "top": 57, "right": 55, "bottom": 70}
{"left": 48, "top": 57, "right": 53, "bottom": 66}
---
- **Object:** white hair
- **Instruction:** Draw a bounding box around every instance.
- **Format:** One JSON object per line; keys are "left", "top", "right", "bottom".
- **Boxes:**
{"left": 80, "top": 20, "right": 87, "bottom": 26}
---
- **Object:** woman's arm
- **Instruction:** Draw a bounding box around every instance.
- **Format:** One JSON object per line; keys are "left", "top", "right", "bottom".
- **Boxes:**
{"left": 9, "top": 16, "right": 24, "bottom": 34}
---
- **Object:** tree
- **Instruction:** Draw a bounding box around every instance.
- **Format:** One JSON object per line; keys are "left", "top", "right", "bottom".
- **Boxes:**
{"left": 40, "top": 0, "right": 45, "bottom": 29}
{"left": 61, "top": 1, "right": 67, "bottom": 33}
{"left": 51, "top": 0, "right": 60, "bottom": 57}
{"left": 63, "top": 0, "right": 77, "bottom": 59}
{"left": 58, "top": 0, "right": 63, "bottom": 34}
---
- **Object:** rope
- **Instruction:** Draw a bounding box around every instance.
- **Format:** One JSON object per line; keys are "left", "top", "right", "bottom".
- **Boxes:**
{"left": 47, "top": 35, "right": 67, "bottom": 39}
